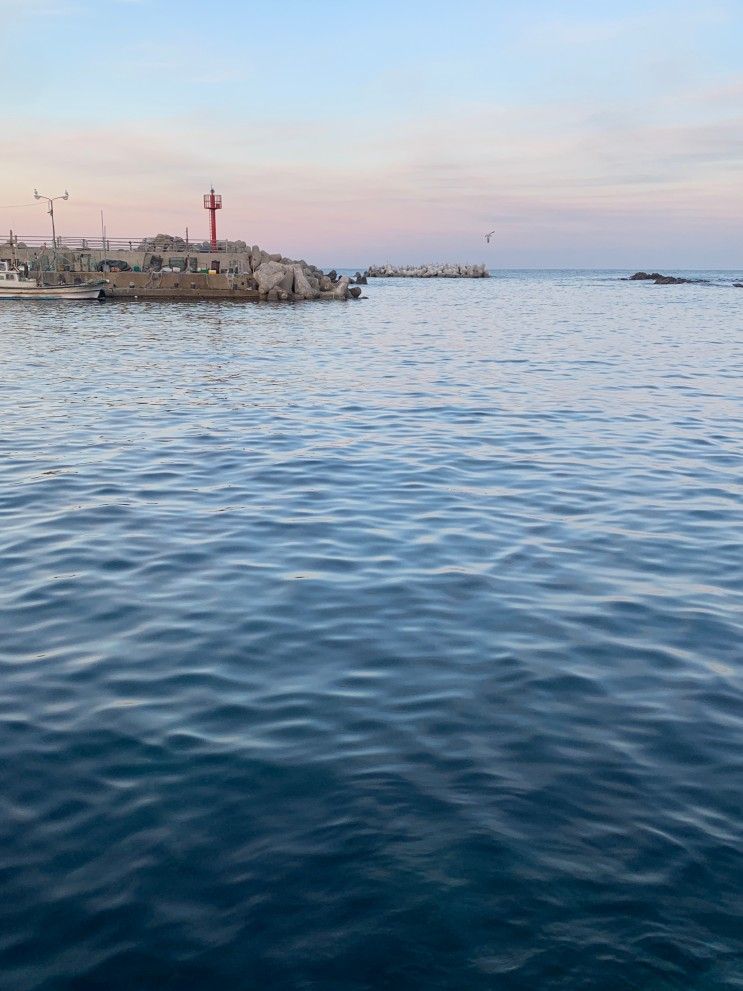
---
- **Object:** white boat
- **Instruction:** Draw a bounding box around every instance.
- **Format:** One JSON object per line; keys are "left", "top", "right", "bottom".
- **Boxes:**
{"left": 0, "top": 261, "right": 107, "bottom": 300}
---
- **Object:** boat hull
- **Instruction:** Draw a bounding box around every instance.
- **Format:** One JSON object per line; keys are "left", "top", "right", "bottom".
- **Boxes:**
{"left": 0, "top": 281, "right": 107, "bottom": 301}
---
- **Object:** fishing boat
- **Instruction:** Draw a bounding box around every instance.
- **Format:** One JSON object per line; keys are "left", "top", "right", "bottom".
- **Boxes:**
{"left": 0, "top": 262, "right": 107, "bottom": 300}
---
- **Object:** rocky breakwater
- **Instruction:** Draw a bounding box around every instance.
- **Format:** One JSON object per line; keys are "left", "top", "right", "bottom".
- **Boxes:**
{"left": 365, "top": 263, "right": 489, "bottom": 278}
{"left": 248, "top": 253, "right": 361, "bottom": 300}
{"left": 192, "top": 246, "right": 360, "bottom": 301}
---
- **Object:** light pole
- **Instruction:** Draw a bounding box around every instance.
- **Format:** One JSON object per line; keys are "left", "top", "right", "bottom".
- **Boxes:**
{"left": 33, "top": 188, "right": 69, "bottom": 247}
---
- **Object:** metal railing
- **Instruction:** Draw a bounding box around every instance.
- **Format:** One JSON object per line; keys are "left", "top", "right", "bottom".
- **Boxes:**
{"left": 3, "top": 235, "right": 242, "bottom": 252}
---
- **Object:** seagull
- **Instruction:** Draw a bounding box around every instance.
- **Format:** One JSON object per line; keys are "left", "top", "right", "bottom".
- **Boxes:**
{"left": 485, "top": 230, "right": 495, "bottom": 244}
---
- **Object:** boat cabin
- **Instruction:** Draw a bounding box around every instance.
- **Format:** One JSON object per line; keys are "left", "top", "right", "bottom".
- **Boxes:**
{"left": 0, "top": 261, "right": 30, "bottom": 280}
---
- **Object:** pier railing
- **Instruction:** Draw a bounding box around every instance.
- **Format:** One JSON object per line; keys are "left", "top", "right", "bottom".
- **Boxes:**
{"left": 4, "top": 235, "right": 239, "bottom": 253}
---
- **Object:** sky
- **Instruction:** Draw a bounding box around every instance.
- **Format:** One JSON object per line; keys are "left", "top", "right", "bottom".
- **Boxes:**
{"left": 2, "top": 0, "right": 742, "bottom": 267}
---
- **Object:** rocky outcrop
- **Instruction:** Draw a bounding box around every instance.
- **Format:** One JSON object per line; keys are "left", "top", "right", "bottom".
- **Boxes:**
{"left": 365, "top": 263, "right": 489, "bottom": 278}
{"left": 627, "top": 272, "right": 707, "bottom": 285}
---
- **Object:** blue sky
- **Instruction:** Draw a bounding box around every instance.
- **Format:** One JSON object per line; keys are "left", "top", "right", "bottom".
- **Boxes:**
{"left": 3, "top": 0, "right": 742, "bottom": 266}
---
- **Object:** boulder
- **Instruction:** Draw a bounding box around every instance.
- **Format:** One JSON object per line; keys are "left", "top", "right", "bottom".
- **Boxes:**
{"left": 320, "top": 275, "right": 350, "bottom": 300}
{"left": 253, "top": 260, "right": 289, "bottom": 295}
{"left": 319, "top": 275, "right": 333, "bottom": 292}
{"left": 293, "top": 265, "right": 320, "bottom": 300}
{"left": 349, "top": 286, "right": 362, "bottom": 298}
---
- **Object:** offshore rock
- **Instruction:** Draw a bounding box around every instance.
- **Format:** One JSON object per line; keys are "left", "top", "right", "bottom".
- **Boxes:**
{"left": 627, "top": 271, "right": 706, "bottom": 285}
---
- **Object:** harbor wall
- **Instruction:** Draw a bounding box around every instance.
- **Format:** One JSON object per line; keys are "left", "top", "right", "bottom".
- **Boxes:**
{"left": 32, "top": 269, "right": 260, "bottom": 301}
{"left": 3, "top": 246, "right": 256, "bottom": 274}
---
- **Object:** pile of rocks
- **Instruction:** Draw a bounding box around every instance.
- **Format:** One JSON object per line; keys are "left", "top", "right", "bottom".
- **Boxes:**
{"left": 137, "top": 234, "right": 189, "bottom": 251}
{"left": 365, "top": 263, "right": 489, "bottom": 278}
{"left": 243, "top": 251, "right": 360, "bottom": 300}
{"left": 137, "top": 234, "right": 251, "bottom": 253}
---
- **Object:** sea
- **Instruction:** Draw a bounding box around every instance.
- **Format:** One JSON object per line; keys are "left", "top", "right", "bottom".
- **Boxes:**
{"left": 1, "top": 270, "right": 741, "bottom": 990}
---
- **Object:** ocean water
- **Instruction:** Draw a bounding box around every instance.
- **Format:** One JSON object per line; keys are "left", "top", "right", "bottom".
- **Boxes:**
{"left": 0, "top": 270, "right": 741, "bottom": 990}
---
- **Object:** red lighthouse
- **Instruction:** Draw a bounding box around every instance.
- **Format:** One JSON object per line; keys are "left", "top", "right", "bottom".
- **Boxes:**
{"left": 203, "top": 187, "right": 222, "bottom": 251}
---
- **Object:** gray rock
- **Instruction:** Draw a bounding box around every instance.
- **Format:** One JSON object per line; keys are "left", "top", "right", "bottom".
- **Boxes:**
{"left": 293, "top": 266, "right": 320, "bottom": 300}
{"left": 325, "top": 275, "right": 350, "bottom": 299}
{"left": 629, "top": 271, "right": 704, "bottom": 285}
{"left": 253, "top": 260, "right": 289, "bottom": 295}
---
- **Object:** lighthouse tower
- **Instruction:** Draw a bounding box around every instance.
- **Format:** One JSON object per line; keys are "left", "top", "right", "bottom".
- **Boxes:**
{"left": 203, "top": 187, "right": 222, "bottom": 252}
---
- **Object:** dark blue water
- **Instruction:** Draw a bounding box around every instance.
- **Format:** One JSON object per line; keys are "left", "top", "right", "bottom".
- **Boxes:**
{"left": 1, "top": 271, "right": 742, "bottom": 990}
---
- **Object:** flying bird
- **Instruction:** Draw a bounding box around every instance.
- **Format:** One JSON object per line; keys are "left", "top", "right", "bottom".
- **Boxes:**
{"left": 485, "top": 231, "right": 495, "bottom": 244}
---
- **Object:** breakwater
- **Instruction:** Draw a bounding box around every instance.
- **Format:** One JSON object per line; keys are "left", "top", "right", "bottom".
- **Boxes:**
{"left": 365, "top": 263, "right": 489, "bottom": 278}
{"left": 1, "top": 239, "right": 361, "bottom": 301}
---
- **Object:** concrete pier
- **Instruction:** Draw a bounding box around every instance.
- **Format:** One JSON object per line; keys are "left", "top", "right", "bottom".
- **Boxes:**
{"left": 0, "top": 242, "right": 360, "bottom": 301}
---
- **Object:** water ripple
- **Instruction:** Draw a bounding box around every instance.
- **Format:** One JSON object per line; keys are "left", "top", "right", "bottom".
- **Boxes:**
{"left": 0, "top": 271, "right": 742, "bottom": 989}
